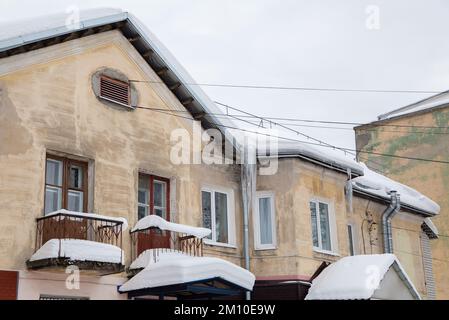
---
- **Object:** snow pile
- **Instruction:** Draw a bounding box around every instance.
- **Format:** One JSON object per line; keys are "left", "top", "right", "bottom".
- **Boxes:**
{"left": 306, "top": 254, "right": 418, "bottom": 300}
{"left": 120, "top": 252, "right": 255, "bottom": 292}
{"left": 45, "top": 209, "right": 128, "bottom": 231}
{"left": 131, "top": 215, "right": 211, "bottom": 239}
{"left": 129, "top": 249, "right": 189, "bottom": 270}
{"left": 352, "top": 163, "right": 440, "bottom": 215}
{"left": 29, "top": 239, "right": 123, "bottom": 264}
{"left": 261, "top": 140, "right": 364, "bottom": 175}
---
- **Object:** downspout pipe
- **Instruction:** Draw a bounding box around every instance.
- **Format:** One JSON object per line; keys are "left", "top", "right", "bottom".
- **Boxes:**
{"left": 382, "top": 191, "right": 401, "bottom": 253}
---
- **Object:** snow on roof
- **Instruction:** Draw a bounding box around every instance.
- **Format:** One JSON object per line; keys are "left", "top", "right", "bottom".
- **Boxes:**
{"left": 119, "top": 251, "right": 255, "bottom": 292}
{"left": 377, "top": 90, "right": 449, "bottom": 121}
{"left": 29, "top": 239, "right": 123, "bottom": 264}
{"left": 129, "top": 249, "right": 189, "bottom": 270}
{"left": 258, "top": 140, "right": 364, "bottom": 175}
{"left": 131, "top": 215, "right": 211, "bottom": 238}
{"left": 422, "top": 218, "right": 439, "bottom": 239}
{"left": 0, "top": 8, "right": 124, "bottom": 45}
{"left": 352, "top": 163, "right": 440, "bottom": 215}
{"left": 305, "top": 254, "right": 420, "bottom": 300}
{"left": 45, "top": 209, "right": 128, "bottom": 231}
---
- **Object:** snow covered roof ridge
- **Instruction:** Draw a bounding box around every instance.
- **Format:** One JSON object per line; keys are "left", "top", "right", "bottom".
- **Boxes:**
{"left": 131, "top": 214, "right": 211, "bottom": 239}
{"left": 306, "top": 254, "right": 421, "bottom": 300}
{"left": 377, "top": 90, "right": 449, "bottom": 121}
{"left": 45, "top": 209, "right": 128, "bottom": 231}
{"left": 351, "top": 163, "right": 440, "bottom": 215}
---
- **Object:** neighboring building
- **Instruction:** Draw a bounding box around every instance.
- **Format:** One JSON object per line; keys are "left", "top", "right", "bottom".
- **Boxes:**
{"left": 354, "top": 92, "right": 449, "bottom": 299}
{"left": 0, "top": 8, "right": 440, "bottom": 300}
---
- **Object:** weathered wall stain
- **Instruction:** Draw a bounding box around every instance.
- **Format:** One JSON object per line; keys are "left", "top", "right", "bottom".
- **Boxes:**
{"left": 0, "top": 84, "right": 33, "bottom": 155}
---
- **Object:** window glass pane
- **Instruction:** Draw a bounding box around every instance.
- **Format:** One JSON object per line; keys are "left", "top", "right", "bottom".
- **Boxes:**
{"left": 45, "top": 186, "right": 62, "bottom": 214}
{"left": 69, "top": 165, "right": 83, "bottom": 189}
{"left": 348, "top": 225, "right": 355, "bottom": 256}
{"left": 310, "top": 202, "right": 319, "bottom": 247}
{"left": 68, "top": 190, "right": 83, "bottom": 212}
{"left": 138, "top": 189, "right": 148, "bottom": 205}
{"left": 46, "top": 159, "right": 62, "bottom": 186}
{"left": 138, "top": 174, "right": 150, "bottom": 190}
{"left": 153, "top": 181, "right": 166, "bottom": 208}
{"left": 259, "top": 197, "right": 273, "bottom": 245}
{"left": 201, "top": 191, "right": 212, "bottom": 240}
{"left": 215, "top": 192, "right": 228, "bottom": 243}
{"left": 319, "top": 203, "right": 331, "bottom": 251}
{"left": 138, "top": 205, "right": 148, "bottom": 220}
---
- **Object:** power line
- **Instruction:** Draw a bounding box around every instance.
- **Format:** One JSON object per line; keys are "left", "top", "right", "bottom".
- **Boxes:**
{"left": 224, "top": 115, "right": 449, "bottom": 135}
{"left": 211, "top": 112, "right": 449, "bottom": 130}
{"left": 135, "top": 105, "right": 449, "bottom": 165}
{"left": 129, "top": 79, "right": 442, "bottom": 94}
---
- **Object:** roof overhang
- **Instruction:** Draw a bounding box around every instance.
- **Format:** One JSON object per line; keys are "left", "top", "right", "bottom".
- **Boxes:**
{"left": 353, "top": 188, "right": 436, "bottom": 217}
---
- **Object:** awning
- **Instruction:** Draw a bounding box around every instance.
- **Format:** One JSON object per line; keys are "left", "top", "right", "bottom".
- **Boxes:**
{"left": 119, "top": 252, "right": 255, "bottom": 299}
{"left": 305, "top": 254, "right": 421, "bottom": 300}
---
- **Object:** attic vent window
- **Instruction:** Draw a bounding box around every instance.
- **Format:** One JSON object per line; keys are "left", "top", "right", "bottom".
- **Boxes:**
{"left": 99, "top": 76, "right": 131, "bottom": 107}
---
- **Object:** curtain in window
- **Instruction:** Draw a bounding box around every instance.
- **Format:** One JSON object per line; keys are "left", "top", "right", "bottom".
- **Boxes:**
{"left": 310, "top": 202, "right": 319, "bottom": 247}
{"left": 319, "top": 203, "right": 331, "bottom": 251}
{"left": 215, "top": 192, "right": 228, "bottom": 243}
{"left": 259, "top": 197, "right": 273, "bottom": 245}
{"left": 202, "top": 191, "right": 212, "bottom": 240}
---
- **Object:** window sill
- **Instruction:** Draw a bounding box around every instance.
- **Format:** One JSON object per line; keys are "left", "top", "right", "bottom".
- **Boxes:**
{"left": 254, "top": 245, "right": 277, "bottom": 251}
{"left": 313, "top": 248, "right": 340, "bottom": 257}
{"left": 204, "top": 240, "right": 237, "bottom": 249}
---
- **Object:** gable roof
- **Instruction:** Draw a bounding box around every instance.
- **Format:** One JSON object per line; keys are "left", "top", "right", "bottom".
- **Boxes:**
{"left": 0, "top": 8, "right": 235, "bottom": 140}
{"left": 305, "top": 254, "right": 421, "bottom": 300}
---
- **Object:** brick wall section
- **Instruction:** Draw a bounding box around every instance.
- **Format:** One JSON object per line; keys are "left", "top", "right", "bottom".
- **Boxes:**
{"left": 0, "top": 271, "right": 18, "bottom": 300}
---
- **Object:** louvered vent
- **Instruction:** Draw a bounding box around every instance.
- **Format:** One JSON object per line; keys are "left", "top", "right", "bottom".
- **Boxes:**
{"left": 99, "top": 76, "right": 131, "bottom": 107}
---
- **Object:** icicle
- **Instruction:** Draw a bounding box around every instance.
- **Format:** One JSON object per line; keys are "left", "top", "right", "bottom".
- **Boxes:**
{"left": 345, "top": 168, "right": 353, "bottom": 213}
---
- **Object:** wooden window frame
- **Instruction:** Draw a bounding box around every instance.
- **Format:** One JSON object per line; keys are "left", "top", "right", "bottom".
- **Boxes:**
{"left": 44, "top": 154, "right": 88, "bottom": 214}
{"left": 99, "top": 75, "right": 131, "bottom": 107}
{"left": 138, "top": 173, "right": 170, "bottom": 221}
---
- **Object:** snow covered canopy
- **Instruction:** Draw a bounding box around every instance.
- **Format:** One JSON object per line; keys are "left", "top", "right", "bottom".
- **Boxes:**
{"left": 352, "top": 163, "right": 440, "bottom": 215}
{"left": 119, "top": 251, "right": 255, "bottom": 299}
{"left": 29, "top": 239, "right": 123, "bottom": 265}
{"left": 306, "top": 254, "right": 421, "bottom": 300}
{"left": 131, "top": 214, "right": 211, "bottom": 239}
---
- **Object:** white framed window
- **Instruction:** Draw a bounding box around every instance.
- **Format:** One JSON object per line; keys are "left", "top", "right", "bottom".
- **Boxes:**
{"left": 201, "top": 186, "right": 236, "bottom": 246}
{"left": 253, "top": 191, "right": 276, "bottom": 250}
{"left": 309, "top": 199, "right": 336, "bottom": 253}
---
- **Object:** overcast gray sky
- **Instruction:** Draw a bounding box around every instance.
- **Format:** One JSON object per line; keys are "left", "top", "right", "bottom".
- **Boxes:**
{"left": 1, "top": 0, "right": 448, "bottom": 153}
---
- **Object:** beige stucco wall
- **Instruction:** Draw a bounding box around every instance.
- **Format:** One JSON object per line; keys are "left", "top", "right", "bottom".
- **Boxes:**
{"left": 252, "top": 158, "right": 350, "bottom": 277}
{"left": 355, "top": 108, "right": 449, "bottom": 299}
{"left": 252, "top": 157, "right": 427, "bottom": 297}
{"left": 351, "top": 196, "right": 426, "bottom": 297}
{"left": 0, "top": 31, "right": 244, "bottom": 298}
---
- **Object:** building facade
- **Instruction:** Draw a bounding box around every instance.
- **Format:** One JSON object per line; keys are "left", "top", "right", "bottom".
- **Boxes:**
{"left": 355, "top": 93, "right": 449, "bottom": 299}
{"left": 0, "top": 8, "right": 440, "bottom": 300}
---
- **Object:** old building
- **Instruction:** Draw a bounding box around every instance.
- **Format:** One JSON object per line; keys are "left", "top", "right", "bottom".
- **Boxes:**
{"left": 354, "top": 92, "right": 449, "bottom": 299}
{"left": 0, "top": 8, "right": 440, "bottom": 300}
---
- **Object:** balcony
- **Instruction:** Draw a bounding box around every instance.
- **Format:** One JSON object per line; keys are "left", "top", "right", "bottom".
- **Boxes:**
{"left": 27, "top": 210, "right": 126, "bottom": 274}
{"left": 128, "top": 215, "right": 210, "bottom": 274}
